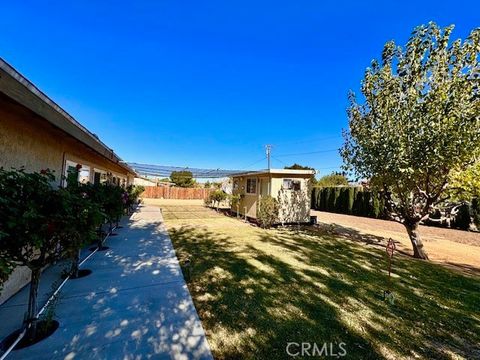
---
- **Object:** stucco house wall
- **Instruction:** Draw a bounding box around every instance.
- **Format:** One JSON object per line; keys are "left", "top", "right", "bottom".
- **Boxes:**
{"left": 0, "top": 59, "right": 135, "bottom": 305}
{"left": 0, "top": 93, "right": 131, "bottom": 185}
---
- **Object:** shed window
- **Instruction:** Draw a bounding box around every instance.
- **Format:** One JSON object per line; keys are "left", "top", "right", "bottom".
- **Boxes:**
{"left": 246, "top": 178, "right": 257, "bottom": 194}
{"left": 283, "top": 179, "right": 301, "bottom": 191}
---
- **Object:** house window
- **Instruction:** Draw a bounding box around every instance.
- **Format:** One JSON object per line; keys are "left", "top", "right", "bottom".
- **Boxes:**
{"left": 94, "top": 169, "right": 108, "bottom": 185}
{"left": 283, "top": 178, "right": 301, "bottom": 191}
{"left": 66, "top": 164, "right": 79, "bottom": 186}
{"left": 94, "top": 172, "right": 101, "bottom": 185}
{"left": 78, "top": 166, "right": 90, "bottom": 184}
{"left": 246, "top": 178, "right": 257, "bottom": 194}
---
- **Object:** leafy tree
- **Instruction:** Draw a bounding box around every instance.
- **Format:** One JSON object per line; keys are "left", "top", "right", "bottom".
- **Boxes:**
{"left": 0, "top": 168, "right": 62, "bottom": 338}
{"left": 209, "top": 189, "right": 227, "bottom": 210}
{"left": 285, "top": 164, "right": 317, "bottom": 185}
{"left": 204, "top": 181, "right": 211, "bottom": 189}
{"left": 284, "top": 163, "right": 314, "bottom": 170}
{"left": 342, "top": 23, "right": 480, "bottom": 259}
{"left": 125, "top": 185, "right": 144, "bottom": 213}
{"left": 101, "top": 184, "right": 124, "bottom": 231}
{"left": 230, "top": 194, "right": 241, "bottom": 216}
{"left": 448, "top": 162, "right": 480, "bottom": 200}
{"left": 170, "top": 170, "right": 195, "bottom": 188}
{"left": 316, "top": 173, "right": 349, "bottom": 187}
{"left": 60, "top": 182, "right": 104, "bottom": 278}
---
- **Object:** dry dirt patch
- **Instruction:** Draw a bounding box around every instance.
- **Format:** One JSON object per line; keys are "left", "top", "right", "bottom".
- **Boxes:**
{"left": 311, "top": 210, "right": 480, "bottom": 274}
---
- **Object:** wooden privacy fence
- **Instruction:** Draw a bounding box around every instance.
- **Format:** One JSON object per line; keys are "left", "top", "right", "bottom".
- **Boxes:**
{"left": 142, "top": 186, "right": 211, "bottom": 200}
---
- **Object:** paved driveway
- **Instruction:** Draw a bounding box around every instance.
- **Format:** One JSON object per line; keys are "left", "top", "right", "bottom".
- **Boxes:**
{"left": 0, "top": 205, "right": 212, "bottom": 360}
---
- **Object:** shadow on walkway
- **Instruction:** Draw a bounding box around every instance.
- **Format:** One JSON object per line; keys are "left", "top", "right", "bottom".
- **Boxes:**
{"left": 0, "top": 205, "right": 212, "bottom": 360}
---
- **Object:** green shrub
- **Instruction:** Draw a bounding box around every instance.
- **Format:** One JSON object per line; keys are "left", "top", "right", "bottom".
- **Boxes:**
{"left": 311, "top": 186, "right": 386, "bottom": 219}
{"left": 204, "top": 196, "right": 212, "bottom": 207}
{"left": 334, "top": 187, "right": 344, "bottom": 213}
{"left": 0, "top": 168, "right": 62, "bottom": 337}
{"left": 327, "top": 188, "right": 336, "bottom": 212}
{"left": 257, "top": 196, "right": 279, "bottom": 228}
{"left": 126, "top": 185, "right": 144, "bottom": 210}
{"left": 209, "top": 189, "right": 227, "bottom": 210}
{"left": 102, "top": 184, "right": 124, "bottom": 226}
{"left": 471, "top": 198, "right": 480, "bottom": 230}
{"left": 369, "top": 191, "right": 377, "bottom": 218}
{"left": 453, "top": 203, "right": 471, "bottom": 230}
{"left": 230, "top": 194, "right": 241, "bottom": 214}
{"left": 352, "top": 191, "right": 363, "bottom": 216}
{"left": 347, "top": 187, "right": 355, "bottom": 214}
{"left": 60, "top": 182, "right": 104, "bottom": 277}
{"left": 311, "top": 188, "right": 317, "bottom": 209}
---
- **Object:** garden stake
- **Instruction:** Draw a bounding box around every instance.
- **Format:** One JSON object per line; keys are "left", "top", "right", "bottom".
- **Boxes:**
{"left": 183, "top": 258, "right": 191, "bottom": 282}
{"left": 384, "top": 238, "right": 396, "bottom": 304}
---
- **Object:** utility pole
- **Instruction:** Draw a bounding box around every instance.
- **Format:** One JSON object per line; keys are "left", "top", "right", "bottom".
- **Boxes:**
{"left": 265, "top": 144, "right": 271, "bottom": 170}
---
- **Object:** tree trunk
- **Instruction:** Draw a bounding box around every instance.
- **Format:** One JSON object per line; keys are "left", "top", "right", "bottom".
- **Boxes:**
{"left": 404, "top": 222, "right": 429, "bottom": 260}
{"left": 26, "top": 267, "right": 41, "bottom": 339}
{"left": 71, "top": 249, "right": 80, "bottom": 278}
{"left": 97, "top": 227, "right": 103, "bottom": 249}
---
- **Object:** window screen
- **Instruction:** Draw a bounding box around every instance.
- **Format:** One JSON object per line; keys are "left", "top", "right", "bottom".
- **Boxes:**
{"left": 283, "top": 178, "right": 301, "bottom": 190}
{"left": 246, "top": 178, "right": 257, "bottom": 194}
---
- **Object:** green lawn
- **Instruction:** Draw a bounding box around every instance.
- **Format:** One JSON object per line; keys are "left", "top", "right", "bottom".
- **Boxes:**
{"left": 162, "top": 205, "right": 480, "bottom": 360}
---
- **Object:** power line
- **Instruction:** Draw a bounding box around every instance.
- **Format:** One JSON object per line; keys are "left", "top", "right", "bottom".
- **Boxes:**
{"left": 271, "top": 155, "right": 287, "bottom": 166}
{"left": 240, "top": 157, "right": 267, "bottom": 170}
{"left": 273, "top": 135, "right": 342, "bottom": 147}
{"left": 275, "top": 148, "right": 340, "bottom": 158}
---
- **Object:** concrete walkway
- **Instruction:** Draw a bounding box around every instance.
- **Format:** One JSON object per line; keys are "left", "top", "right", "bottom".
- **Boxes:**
{"left": 0, "top": 205, "right": 213, "bottom": 360}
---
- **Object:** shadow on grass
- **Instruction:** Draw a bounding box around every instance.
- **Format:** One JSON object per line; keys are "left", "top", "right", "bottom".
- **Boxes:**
{"left": 311, "top": 222, "right": 480, "bottom": 277}
{"left": 169, "top": 225, "right": 480, "bottom": 360}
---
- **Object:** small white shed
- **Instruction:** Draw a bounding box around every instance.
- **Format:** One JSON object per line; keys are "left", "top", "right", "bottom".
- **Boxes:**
{"left": 230, "top": 169, "right": 315, "bottom": 224}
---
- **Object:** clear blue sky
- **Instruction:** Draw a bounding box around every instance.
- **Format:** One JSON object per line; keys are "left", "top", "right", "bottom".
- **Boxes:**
{"left": 1, "top": 1, "right": 477, "bottom": 176}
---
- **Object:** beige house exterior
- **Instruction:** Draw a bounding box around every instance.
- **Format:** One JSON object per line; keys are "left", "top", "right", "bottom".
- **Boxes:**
{"left": 0, "top": 58, "right": 136, "bottom": 304}
{"left": 230, "top": 169, "right": 315, "bottom": 224}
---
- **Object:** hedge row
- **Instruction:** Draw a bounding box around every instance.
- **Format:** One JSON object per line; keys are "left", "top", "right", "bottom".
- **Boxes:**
{"left": 311, "top": 187, "right": 480, "bottom": 231}
{"left": 311, "top": 186, "right": 386, "bottom": 219}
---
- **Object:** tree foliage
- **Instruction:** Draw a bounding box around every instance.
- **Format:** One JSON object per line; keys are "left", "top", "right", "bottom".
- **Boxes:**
{"left": 316, "top": 173, "right": 349, "bottom": 187}
{"left": 257, "top": 196, "right": 279, "bottom": 228}
{"left": 0, "top": 167, "right": 144, "bottom": 338}
{"left": 170, "top": 170, "right": 195, "bottom": 188}
{"left": 448, "top": 161, "right": 480, "bottom": 200}
{"left": 341, "top": 23, "right": 480, "bottom": 259}
{"left": 209, "top": 189, "right": 227, "bottom": 210}
{"left": 284, "top": 163, "right": 314, "bottom": 170}
{"left": 0, "top": 168, "right": 62, "bottom": 336}
{"left": 284, "top": 164, "right": 317, "bottom": 185}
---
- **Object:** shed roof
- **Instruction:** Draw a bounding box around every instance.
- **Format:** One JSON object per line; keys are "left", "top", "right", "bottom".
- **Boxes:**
{"left": 230, "top": 168, "right": 315, "bottom": 178}
{"left": 0, "top": 58, "right": 135, "bottom": 175}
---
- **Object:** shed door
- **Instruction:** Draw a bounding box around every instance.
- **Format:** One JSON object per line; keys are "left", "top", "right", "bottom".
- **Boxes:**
{"left": 260, "top": 178, "right": 269, "bottom": 196}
